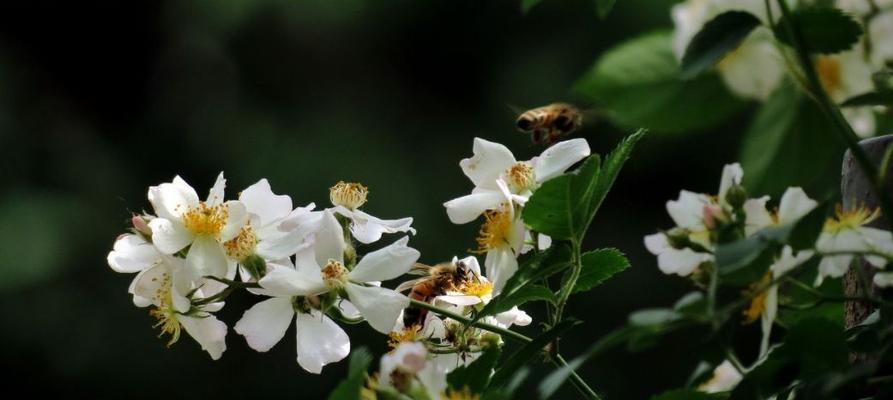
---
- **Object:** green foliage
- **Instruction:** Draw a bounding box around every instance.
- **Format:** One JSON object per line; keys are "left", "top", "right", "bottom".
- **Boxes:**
{"left": 477, "top": 245, "right": 571, "bottom": 320}
{"left": 595, "top": 0, "right": 616, "bottom": 19}
{"left": 521, "top": 0, "right": 542, "bottom": 13}
{"left": 574, "top": 31, "right": 746, "bottom": 134}
{"left": 773, "top": 7, "right": 863, "bottom": 54}
{"left": 651, "top": 389, "right": 725, "bottom": 400}
{"left": 680, "top": 11, "right": 762, "bottom": 79}
{"left": 523, "top": 129, "right": 646, "bottom": 241}
{"left": 573, "top": 248, "right": 630, "bottom": 293}
{"left": 328, "top": 348, "right": 373, "bottom": 400}
{"left": 740, "top": 83, "right": 845, "bottom": 196}
{"left": 447, "top": 346, "right": 502, "bottom": 393}
{"left": 841, "top": 90, "right": 893, "bottom": 107}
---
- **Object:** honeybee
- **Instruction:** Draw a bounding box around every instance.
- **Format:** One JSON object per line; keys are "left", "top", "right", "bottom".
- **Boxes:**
{"left": 396, "top": 260, "right": 478, "bottom": 328}
{"left": 515, "top": 102, "right": 584, "bottom": 146}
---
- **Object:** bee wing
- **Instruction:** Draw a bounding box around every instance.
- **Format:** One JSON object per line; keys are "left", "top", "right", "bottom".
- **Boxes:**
{"left": 579, "top": 108, "right": 600, "bottom": 124}
{"left": 506, "top": 103, "right": 527, "bottom": 116}
{"left": 406, "top": 263, "right": 432, "bottom": 276}
{"left": 396, "top": 277, "right": 426, "bottom": 293}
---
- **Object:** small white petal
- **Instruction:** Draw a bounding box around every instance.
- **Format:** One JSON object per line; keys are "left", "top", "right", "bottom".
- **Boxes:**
{"left": 657, "top": 248, "right": 711, "bottom": 277}
{"left": 258, "top": 264, "right": 327, "bottom": 297}
{"left": 108, "top": 234, "right": 162, "bottom": 273}
{"left": 495, "top": 306, "right": 532, "bottom": 328}
{"left": 313, "top": 210, "right": 346, "bottom": 266}
{"left": 187, "top": 236, "right": 228, "bottom": 278}
{"left": 443, "top": 190, "right": 506, "bottom": 224}
{"left": 294, "top": 310, "right": 350, "bottom": 374}
{"left": 344, "top": 283, "right": 410, "bottom": 334}
{"left": 644, "top": 233, "right": 670, "bottom": 255}
{"left": 667, "top": 191, "right": 709, "bottom": 229}
{"left": 148, "top": 218, "right": 194, "bottom": 255}
{"left": 180, "top": 313, "right": 228, "bottom": 360}
{"left": 744, "top": 196, "right": 773, "bottom": 235}
{"left": 777, "top": 187, "right": 817, "bottom": 224}
{"left": 240, "top": 179, "right": 294, "bottom": 228}
{"left": 220, "top": 201, "right": 249, "bottom": 242}
{"left": 234, "top": 297, "right": 294, "bottom": 352}
{"left": 532, "top": 138, "right": 591, "bottom": 183}
{"left": 346, "top": 209, "right": 415, "bottom": 244}
{"left": 718, "top": 163, "right": 744, "bottom": 203}
{"left": 760, "top": 285, "right": 777, "bottom": 357}
{"left": 485, "top": 247, "right": 519, "bottom": 295}
{"left": 874, "top": 272, "right": 893, "bottom": 288}
{"left": 148, "top": 176, "right": 199, "bottom": 220}
{"left": 460, "top": 138, "right": 517, "bottom": 190}
{"left": 206, "top": 172, "right": 226, "bottom": 206}
{"left": 437, "top": 294, "right": 482, "bottom": 306}
{"left": 349, "top": 236, "right": 420, "bottom": 283}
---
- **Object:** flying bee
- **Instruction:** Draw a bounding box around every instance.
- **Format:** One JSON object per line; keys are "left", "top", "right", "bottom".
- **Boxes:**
{"left": 515, "top": 102, "right": 584, "bottom": 146}
{"left": 396, "top": 260, "right": 479, "bottom": 328}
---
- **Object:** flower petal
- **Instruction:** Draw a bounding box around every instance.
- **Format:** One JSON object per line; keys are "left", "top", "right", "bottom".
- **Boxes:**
{"left": 294, "top": 310, "right": 350, "bottom": 374}
{"left": 148, "top": 176, "right": 199, "bottom": 220}
{"left": 744, "top": 196, "right": 773, "bottom": 235}
{"left": 777, "top": 187, "right": 817, "bottom": 224}
{"left": 313, "top": 210, "right": 346, "bottom": 266}
{"left": 344, "top": 283, "right": 410, "bottom": 334}
{"left": 349, "top": 236, "right": 420, "bottom": 283}
{"left": 532, "top": 138, "right": 591, "bottom": 182}
{"left": 485, "top": 247, "right": 518, "bottom": 295}
{"left": 460, "top": 138, "right": 517, "bottom": 190}
{"left": 718, "top": 163, "right": 743, "bottom": 203}
{"left": 206, "top": 172, "right": 226, "bottom": 206}
{"left": 495, "top": 306, "right": 532, "bottom": 328}
{"left": 108, "top": 234, "right": 162, "bottom": 273}
{"left": 180, "top": 313, "right": 228, "bottom": 360}
{"left": 644, "top": 233, "right": 670, "bottom": 255}
{"left": 187, "top": 236, "right": 228, "bottom": 278}
{"left": 345, "top": 209, "right": 415, "bottom": 244}
{"left": 240, "top": 179, "right": 294, "bottom": 228}
{"left": 258, "top": 264, "right": 327, "bottom": 297}
{"left": 657, "top": 248, "right": 711, "bottom": 276}
{"left": 148, "top": 218, "right": 194, "bottom": 255}
{"left": 234, "top": 297, "right": 294, "bottom": 352}
{"left": 220, "top": 201, "right": 249, "bottom": 242}
{"left": 443, "top": 190, "right": 505, "bottom": 224}
{"left": 667, "top": 191, "right": 709, "bottom": 229}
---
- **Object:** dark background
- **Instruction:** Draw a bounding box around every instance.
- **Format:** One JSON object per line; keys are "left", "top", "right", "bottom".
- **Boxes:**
{"left": 0, "top": 0, "right": 774, "bottom": 398}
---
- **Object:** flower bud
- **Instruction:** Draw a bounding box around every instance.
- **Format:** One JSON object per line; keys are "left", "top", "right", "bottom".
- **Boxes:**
{"left": 724, "top": 184, "right": 748, "bottom": 209}
{"left": 131, "top": 214, "right": 153, "bottom": 237}
{"left": 241, "top": 254, "right": 267, "bottom": 280}
{"left": 329, "top": 181, "right": 368, "bottom": 210}
{"left": 702, "top": 204, "right": 728, "bottom": 230}
{"left": 665, "top": 227, "right": 692, "bottom": 249}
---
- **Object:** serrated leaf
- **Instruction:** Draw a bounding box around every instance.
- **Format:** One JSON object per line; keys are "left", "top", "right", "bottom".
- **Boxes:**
{"left": 574, "top": 248, "right": 630, "bottom": 293}
{"left": 595, "top": 0, "right": 615, "bottom": 19}
{"left": 447, "top": 346, "right": 501, "bottom": 393}
{"left": 476, "top": 245, "right": 571, "bottom": 320}
{"left": 328, "top": 348, "right": 373, "bottom": 400}
{"left": 774, "top": 7, "right": 863, "bottom": 54}
{"left": 574, "top": 31, "right": 746, "bottom": 134}
{"left": 680, "top": 11, "right": 762, "bottom": 79}
{"left": 841, "top": 90, "right": 893, "bottom": 107}
{"left": 490, "top": 319, "right": 581, "bottom": 388}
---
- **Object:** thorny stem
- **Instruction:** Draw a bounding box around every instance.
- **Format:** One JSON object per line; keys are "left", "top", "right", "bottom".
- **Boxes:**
{"left": 409, "top": 299, "right": 601, "bottom": 399}
{"left": 774, "top": 0, "right": 893, "bottom": 231}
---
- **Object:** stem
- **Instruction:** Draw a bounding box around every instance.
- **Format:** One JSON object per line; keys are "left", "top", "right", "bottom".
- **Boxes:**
{"left": 409, "top": 299, "right": 600, "bottom": 399}
{"left": 783, "top": 276, "right": 879, "bottom": 304}
{"left": 707, "top": 264, "right": 720, "bottom": 329}
{"left": 774, "top": 0, "right": 893, "bottom": 230}
{"left": 554, "top": 239, "right": 584, "bottom": 326}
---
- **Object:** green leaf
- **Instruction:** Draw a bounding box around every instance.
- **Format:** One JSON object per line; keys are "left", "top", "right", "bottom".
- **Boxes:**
{"left": 490, "top": 319, "right": 581, "bottom": 388}
{"left": 484, "top": 284, "right": 556, "bottom": 316}
{"left": 595, "top": 0, "right": 616, "bottom": 19}
{"left": 476, "top": 245, "right": 571, "bottom": 320}
{"left": 447, "top": 345, "right": 501, "bottom": 393}
{"left": 741, "top": 83, "right": 845, "bottom": 197}
{"left": 522, "top": 129, "right": 646, "bottom": 240}
{"left": 574, "top": 31, "right": 746, "bottom": 134}
{"left": 328, "top": 348, "right": 373, "bottom": 400}
{"left": 680, "top": 11, "right": 762, "bottom": 79}
{"left": 628, "top": 308, "right": 680, "bottom": 326}
{"left": 574, "top": 248, "right": 630, "bottom": 293}
{"left": 841, "top": 90, "right": 893, "bottom": 107}
{"left": 521, "top": 0, "right": 542, "bottom": 14}
{"left": 784, "top": 318, "right": 848, "bottom": 378}
{"left": 651, "top": 389, "right": 725, "bottom": 400}
{"left": 774, "top": 7, "right": 863, "bottom": 54}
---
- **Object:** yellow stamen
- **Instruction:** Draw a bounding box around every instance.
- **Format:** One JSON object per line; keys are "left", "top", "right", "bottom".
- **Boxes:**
{"left": 148, "top": 272, "right": 183, "bottom": 347}
{"left": 361, "top": 373, "right": 379, "bottom": 400}
{"left": 330, "top": 181, "right": 369, "bottom": 210}
{"left": 223, "top": 225, "right": 258, "bottom": 261}
{"left": 505, "top": 162, "right": 535, "bottom": 192}
{"left": 742, "top": 272, "right": 772, "bottom": 324}
{"left": 824, "top": 204, "right": 879, "bottom": 233}
{"left": 321, "top": 259, "right": 349, "bottom": 290}
{"left": 816, "top": 56, "right": 842, "bottom": 95}
{"left": 388, "top": 326, "right": 420, "bottom": 349}
{"left": 182, "top": 202, "right": 229, "bottom": 237}
{"left": 474, "top": 207, "right": 514, "bottom": 253}
{"left": 461, "top": 280, "right": 493, "bottom": 297}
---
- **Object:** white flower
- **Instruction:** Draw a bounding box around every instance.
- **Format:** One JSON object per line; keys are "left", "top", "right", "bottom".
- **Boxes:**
{"left": 868, "top": 9, "right": 893, "bottom": 66}
{"left": 130, "top": 257, "right": 228, "bottom": 360}
{"left": 259, "top": 210, "right": 420, "bottom": 334}
{"left": 874, "top": 271, "right": 893, "bottom": 287}
{"left": 815, "top": 50, "right": 877, "bottom": 137}
{"left": 698, "top": 360, "right": 743, "bottom": 393}
{"left": 744, "top": 186, "right": 819, "bottom": 235}
{"left": 328, "top": 181, "right": 416, "bottom": 244}
{"left": 671, "top": 0, "right": 784, "bottom": 100}
{"left": 815, "top": 206, "right": 893, "bottom": 286}
{"left": 432, "top": 256, "right": 533, "bottom": 326}
{"left": 644, "top": 233, "right": 713, "bottom": 276}
{"left": 147, "top": 173, "right": 248, "bottom": 278}
{"left": 444, "top": 137, "right": 590, "bottom": 224}
{"left": 379, "top": 342, "right": 448, "bottom": 399}
{"left": 757, "top": 246, "right": 814, "bottom": 356}
{"left": 472, "top": 207, "right": 527, "bottom": 294}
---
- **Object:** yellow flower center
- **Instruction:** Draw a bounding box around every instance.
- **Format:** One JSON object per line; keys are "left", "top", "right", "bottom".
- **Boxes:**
{"left": 475, "top": 206, "right": 514, "bottom": 253}
{"left": 148, "top": 272, "right": 183, "bottom": 347}
{"left": 443, "top": 387, "right": 480, "bottom": 400}
{"left": 330, "top": 181, "right": 369, "bottom": 210}
{"left": 322, "top": 259, "right": 349, "bottom": 290}
{"left": 505, "top": 162, "right": 535, "bottom": 192}
{"left": 742, "top": 272, "right": 772, "bottom": 324}
{"left": 361, "top": 374, "right": 379, "bottom": 400}
{"left": 824, "top": 204, "right": 879, "bottom": 234}
{"left": 388, "top": 326, "right": 420, "bottom": 349}
{"left": 223, "top": 225, "right": 258, "bottom": 261}
{"left": 460, "top": 280, "right": 493, "bottom": 297}
{"left": 182, "top": 202, "right": 229, "bottom": 237}
{"left": 816, "top": 56, "right": 842, "bottom": 96}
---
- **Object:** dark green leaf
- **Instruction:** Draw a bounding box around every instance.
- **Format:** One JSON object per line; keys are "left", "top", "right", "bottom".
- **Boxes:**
{"left": 595, "top": 0, "right": 616, "bottom": 19}
{"left": 447, "top": 345, "right": 501, "bottom": 393}
{"left": 741, "top": 83, "right": 844, "bottom": 197}
{"left": 483, "top": 284, "right": 556, "bottom": 317}
{"left": 784, "top": 318, "right": 848, "bottom": 378}
{"left": 574, "top": 248, "right": 630, "bottom": 293}
{"left": 680, "top": 11, "right": 761, "bottom": 79}
{"left": 574, "top": 31, "right": 746, "bottom": 134}
{"left": 490, "top": 319, "right": 581, "bottom": 388}
{"left": 521, "top": 0, "right": 542, "bottom": 14}
{"left": 476, "top": 245, "right": 571, "bottom": 320}
{"left": 328, "top": 348, "right": 373, "bottom": 400}
{"left": 841, "top": 90, "right": 893, "bottom": 107}
{"left": 774, "top": 7, "right": 863, "bottom": 54}
{"left": 651, "top": 389, "right": 725, "bottom": 400}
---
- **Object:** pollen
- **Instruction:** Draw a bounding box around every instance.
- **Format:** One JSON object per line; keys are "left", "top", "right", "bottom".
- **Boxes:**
{"left": 816, "top": 56, "right": 842, "bottom": 95}
{"left": 443, "top": 387, "right": 481, "bottom": 400}
{"left": 223, "top": 225, "right": 258, "bottom": 261}
{"left": 461, "top": 280, "right": 493, "bottom": 297}
{"left": 824, "top": 204, "right": 879, "bottom": 234}
{"left": 742, "top": 272, "right": 772, "bottom": 325}
{"left": 182, "top": 202, "right": 229, "bottom": 237}
{"left": 475, "top": 207, "right": 514, "bottom": 252}
{"left": 388, "top": 326, "right": 420, "bottom": 349}
{"left": 148, "top": 272, "right": 182, "bottom": 347}
{"left": 322, "top": 259, "right": 349, "bottom": 289}
{"left": 330, "top": 181, "right": 369, "bottom": 210}
{"left": 505, "top": 162, "right": 535, "bottom": 193}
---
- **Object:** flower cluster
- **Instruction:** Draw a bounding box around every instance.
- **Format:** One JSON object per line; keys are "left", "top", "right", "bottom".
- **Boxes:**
{"left": 672, "top": 0, "right": 892, "bottom": 136}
